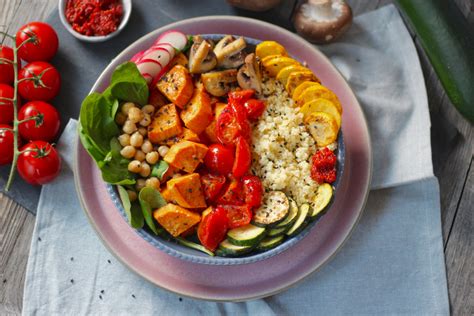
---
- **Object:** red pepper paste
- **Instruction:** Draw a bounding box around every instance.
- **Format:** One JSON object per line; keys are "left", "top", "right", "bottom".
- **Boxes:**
{"left": 66, "top": 0, "right": 123, "bottom": 37}
{"left": 311, "top": 147, "right": 337, "bottom": 184}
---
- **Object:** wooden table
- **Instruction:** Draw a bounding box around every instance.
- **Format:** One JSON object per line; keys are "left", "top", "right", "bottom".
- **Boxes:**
{"left": 0, "top": 0, "right": 472, "bottom": 314}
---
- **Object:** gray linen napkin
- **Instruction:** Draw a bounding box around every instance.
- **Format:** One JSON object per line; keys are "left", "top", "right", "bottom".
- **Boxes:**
{"left": 22, "top": 5, "right": 449, "bottom": 315}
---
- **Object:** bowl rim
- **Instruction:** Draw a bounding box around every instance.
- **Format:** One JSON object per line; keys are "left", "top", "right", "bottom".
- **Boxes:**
{"left": 57, "top": 0, "right": 132, "bottom": 42}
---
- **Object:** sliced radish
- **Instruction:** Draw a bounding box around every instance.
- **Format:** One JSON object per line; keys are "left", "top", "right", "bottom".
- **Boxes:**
{"left": 130, "top": 50, "right": 145, "bottom": 63}
{"left": 155, "top": 30, "right": 188, "bottom": 51}
{"left": 133, "top": 45, "right": 174, "bottom": 84}
{"left": 136, "top": 59, "right": 163, "bottom": 84}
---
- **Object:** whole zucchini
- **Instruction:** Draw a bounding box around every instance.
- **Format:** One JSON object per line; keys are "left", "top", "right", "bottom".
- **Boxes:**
{"left": 396, "top": 0, "right": 474, "bottom": 122}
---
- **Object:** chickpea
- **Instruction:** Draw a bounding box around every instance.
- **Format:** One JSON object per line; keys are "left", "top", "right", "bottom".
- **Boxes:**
{"left": 139, "top": 114, "right": 151, "bottom": 127}
{"left": 115, "top": 112, "right": 127, "bottom": 125}
{"left": 121, "top": 102, "right": 136, "bottom": 115}
{"left": 146, "top": 151, "right": 159, "bottom": 165}
{"left": 142, "top": 104, "right": 155, "bottom": 115}
{"left": 123, "top": 120, "right": 137, "bottom": 134}
{"left": 138, "top": 127, "right": 148, "bottom": 136}
{"left": 139, "top": 162, "right": 151, "bottom": 177}
{"left": 158, "top": 145, "right": 170, "bottom": 157}
{"left": 141, "top": 140, "right": 153, "bottom": 154}
{"left": 135, "top": 178, "right": 146, "bottom": 191}
{"left": 128, "top": 160, "right": 142, "bottom": 173}
{"left": 128, "top": 107, "right": 144, "bottom": 123}
{"left": 130, "top": 132, "right": 144, "bottom": 147}
{"left": 118, "top": 134, "right": 131, "bottom": 147}
{"left": 120, "top": 145, "right": 136, "bottom": 159}
{"left": 134, "top": 150, "right": 146, "bottom": 162}
{"left": 127, "top": 190, "right": 137, "bottom": 202}
{"left": 145, "top": 177, "right": 160, "bottom": 190}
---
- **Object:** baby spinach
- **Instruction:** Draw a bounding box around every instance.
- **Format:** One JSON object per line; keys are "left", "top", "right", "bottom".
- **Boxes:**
{"left": 151, "top": 160, "right": 169, "bottom": 180}
{"left": 117, "top": 185, "right": 144, "bottom": 228}
{"left": 108, "top": 62, "right": 149, "bottom": 106}
{"left": 100, "top": 138, "right": 135, "bottom": 185}
{"left": 138, "top": 187, "right": 167, "bottom": 235}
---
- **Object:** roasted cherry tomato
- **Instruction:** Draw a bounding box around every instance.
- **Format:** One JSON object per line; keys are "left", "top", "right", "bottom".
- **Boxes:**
{"left": 0, "top": 84, "right": 16, "bottom": 124}
{"left": 244, "top": 99, "right": 266, "bottom": 120}
{"left": 311, "top": 147, "right": 337, "bottom": 184}
{"left": 18, "top": 101, "right": 60, "bottom": 142}
{"left": 216, "top": 177, "right": 244, "bottom": 205}
{"left": 198, "top": 207, "right": 229, "bottom": 251}
{"left": 204, "top": 144, "right": 235, "bottom": 175}
{"left": 220, "top": 204, "right": 252, "bottom": 229}
{"left": 0, "top": 124, "right": 15, "bottom": 165}
{"left": 229, "top": 100, "right": 250, "bottom": 139}
{"left": 242, "top": 175, "right": 264, "bottom": 208}
{"left": 228, "top": 89, "right": 254, "bottom": 103}
{"left": 232, "top": 136, "right": 251, "bottom": 178}
{"left": 201, "top": 173, "right": 226, "bottom": 202}
{"left": 216, "top": 108, "right": 240, "bottom": 145}
{"left": 18, "top": 62, "right": 61, "bottom": 101}
{"left": 16, "top": 22, "right": 59, "bottom": 62}
{"left": 0, "top": 46, "right": 17, "bottom": 84}
{"left": 17, "top": 141, "right": 61, "bottom": 185}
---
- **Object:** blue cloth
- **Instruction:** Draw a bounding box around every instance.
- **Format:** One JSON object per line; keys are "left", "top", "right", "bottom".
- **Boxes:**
{"left": 22, "top": 5, "right": 449, "bottom": 315}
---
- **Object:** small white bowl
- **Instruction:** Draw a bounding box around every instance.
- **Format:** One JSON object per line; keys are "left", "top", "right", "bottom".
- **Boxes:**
{"left": 58, "top": 0, "right": 132, "bottom": 42}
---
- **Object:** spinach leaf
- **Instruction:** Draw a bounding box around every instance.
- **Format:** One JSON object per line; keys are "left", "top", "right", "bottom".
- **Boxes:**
{"left": 117, "top": 185, "right": 144, "bottom": 228}
{"left": 151, "top": 160, "right": 169, "bottom": 180}
{"left": 78, "top": 123, "right": 106, "bottom": 163}
{"left": 138, "top": 187, "right": 167, "bottom": 235}
{"left": 99, "top": 138, "right": 136, "bottom": 185}
{"left": 109, "top": 62, "right": 149, "bottom": 105}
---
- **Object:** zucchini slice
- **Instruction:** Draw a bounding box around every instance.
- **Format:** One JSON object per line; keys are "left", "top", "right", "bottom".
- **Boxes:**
{"left": 267, "top": 225, "right": 289, "bottom": 237}
{"left": 253, "top": 191, "right": 290, "bottom": 226}
{"left": 216, "top": 239, "right": 253, "bottom": 257}
{"left": 175, "top": 237, "right": 214, "bottom": 256}
{"left": 227, "top": 224, "right": 266, "bottom": 247}
{"left": 310, "top": 183, "right": 333, "bottom": 219}
{"left": 286, "top": 203, "right": 310, "bottom": 236}
{"left": 276, "top": 198, "right": 299, "bottom": 229}
{"left": 257, "top": 235, "right": 285, "bottom": 251}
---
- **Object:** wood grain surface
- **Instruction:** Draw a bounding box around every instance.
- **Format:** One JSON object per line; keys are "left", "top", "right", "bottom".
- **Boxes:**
{"left": 0, "top": 0, "right": 472, "bottom": 314}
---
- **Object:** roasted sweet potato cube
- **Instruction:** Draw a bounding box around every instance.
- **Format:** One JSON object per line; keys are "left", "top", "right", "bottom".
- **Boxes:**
{"left": 148, "top": 103, "right": 183, "bottom": 144}
{"left": 180, "top": 87, "right": 213, "bottom": 134}
{"left": 148, "top": 85, "right": 168, "bottom": 109}
{"left": 153, "top": 203, "right": 201, "bottom": 237}
{"left": 161, "top": 188, "right": 175, "bottom": 203}
{"left": 163, "top": 128, "right": 201, "bottom": 146}
{"left": 156, "top": 65, "right": 194, "bottom": 108}
{"left": 202, "top": 102, "right": 227, "bottom": 143}
{"left": 166, "top": 173, "right": 206, "bottom": 208}
{"left": 163, "top": 140, "right": 208, "bottom": 173}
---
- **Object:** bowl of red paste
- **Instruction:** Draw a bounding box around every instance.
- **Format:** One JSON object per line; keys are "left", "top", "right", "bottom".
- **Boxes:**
{"left": 58, "top": 0, "right": 132, "bottom": 42}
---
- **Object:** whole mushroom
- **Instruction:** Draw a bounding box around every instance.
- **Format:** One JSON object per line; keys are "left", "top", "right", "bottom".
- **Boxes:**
{"left": 227, "top": 0, "right": 282, "bottom": 12}
{"left": 293, "top": 0, "right": 352, "bottom": 44}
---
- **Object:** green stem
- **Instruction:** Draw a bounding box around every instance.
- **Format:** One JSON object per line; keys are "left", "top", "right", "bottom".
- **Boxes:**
{"left": 0, "top": 57, "right": 13, "bottom": 64}
{"left": 0, "top": 127, "right": 14, "bottom": 133}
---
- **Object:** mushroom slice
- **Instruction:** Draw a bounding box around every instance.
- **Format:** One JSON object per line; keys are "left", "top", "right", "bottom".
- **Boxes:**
{"left": 188, "top": 39, "right": 217, "bottom": 74}
{"left": 237, "top": 53, "right": 262, "bottom": 95}
{"left": 201, "top": 69, "right": 238, "bottom": 97}
{"left": 292, "top": 0, "right": 353, "bottom": 44}
{"left": 214, "top": 36, "right": 247, "bottom": 68}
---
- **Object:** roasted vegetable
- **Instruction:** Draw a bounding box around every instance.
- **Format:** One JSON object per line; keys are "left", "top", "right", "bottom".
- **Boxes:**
{"left": 180, "top": 86, "right": 213, "bottom": 134}
{"left": 169, "top": 52, "right": 189, "bottom": 68}
{"left": 292, "top": 81, "right": 321, "bottom": 99}
{"left": 214, "top": 36, "right": 246, "bottom": 68}
{"left": 156, "top": 65, "right": 194, "bottom": 108}
{"left": 286, "top": 71, "right": 320, "bottom": 97}
{"left": 188, "top": 37, "right": 217, "bottom": 74}
{"left": 153, "top": 203, "right": 201, "bottom": 237}
{"left": 148, "top": 85, "right": 169, "bottom": 108}
{"left": 276, "top": 64, "right": 310, "bottom": 86}
{"left": 237, "top": 53, "right": 263, "bottom": 95}
{"left": 148, "top": 103, "right": 183, "bottom": 144}
{"left": 166, "top": 173, "right": 207, "bottom": 208}
{"left": 295, "top": 85, "right": 342, "bottom": 112}
{"left": 262, "top": 56, "right": 300, "bottom": 77}
{"left": 163, "top": 140, "right": 208, "bottom": 173}
{"left": 201, "top": 69, "right": 238, "bottom": 97}
{"left": 304, "top": 112, "right": 338, "bottom": 147}
{"left": 300, "top": 98, "right": 341, "bottom": 128}
{"left": 202, "top": 102, "right": 227, "bottom": 143}
{"left": 255, "top": 41, "right": 287, "bottom": 59}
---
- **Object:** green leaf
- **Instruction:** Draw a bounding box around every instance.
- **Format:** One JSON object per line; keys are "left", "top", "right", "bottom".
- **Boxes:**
{"left": 99, "top": 138, "right": 136, "bottom": 185}
{"left": 151, "top": 160, "right": 169, "bottom": 180}
{"left": 117, "top": 185, "right": 144, "bottom": 228}
{"left": 78, "top": 123, "right": 106, "bottom": 162}
{"left": 109, "top": 62, "right": 149, "bottom": 105}
{"left": 138, "top": 187, "right": 167, "bottom": 235}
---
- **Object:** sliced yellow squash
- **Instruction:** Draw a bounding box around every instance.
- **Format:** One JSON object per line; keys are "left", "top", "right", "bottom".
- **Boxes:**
{"left": 304, "top": 112, "right": 338, "bottom": 147}
{"left": 261, "top": 54, "right": 282, "bottom": 64}
{"left": 256, "top": 41, "right": 287, "bottom": 59}
{"left": 292, "top": 81, "right": 321, "bottom": 99}
{"left": 295, "top": 85, "right": 342, "bottom": 113}
{"left": 300, "top": 98, "right": 341, "bottom": 129}
{"left": 285, "top": 71, "right": 319, "bottom": 97}
{"left": 262, "top": 56, "right": 300, "bottom": 77}
{"left": 276, "top": 64, "right": 311, "bottom": 86}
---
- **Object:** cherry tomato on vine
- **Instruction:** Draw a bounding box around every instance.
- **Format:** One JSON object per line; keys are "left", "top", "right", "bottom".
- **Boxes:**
{"left": 18, "top": 62, "right": 61, "bottom": 101}
{"left": 17, "top": 141, "right": 61, "bottom": 185}
{"left": 16, "top": 22, "right": 59, "bottom": 62}
{"left": 18, "top": 101, "right": 60, "bottom": 142}
{"left": 0, "top": 84, "right": 17, "bottom": 125}
{"left": 204, "top": 144, "right": 235, "bottom": 176}
{"left": 0, "top": 46, "right": 17, "bottom": 84}
{"left": 0, "top": 124, "right": 15, "bottom": 165}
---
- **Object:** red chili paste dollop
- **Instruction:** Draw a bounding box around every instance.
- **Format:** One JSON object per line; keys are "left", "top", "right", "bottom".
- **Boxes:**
{"left": 66, "top": 0, "right": 123, "bottom": 36}
{"left": 311, "top": 147, "right": 337, "bottom": 184}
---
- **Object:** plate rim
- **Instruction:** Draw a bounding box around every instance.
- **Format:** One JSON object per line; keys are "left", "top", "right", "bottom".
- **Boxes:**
{"left": 74, "top": 15, "right": 373, "bottom": 301}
